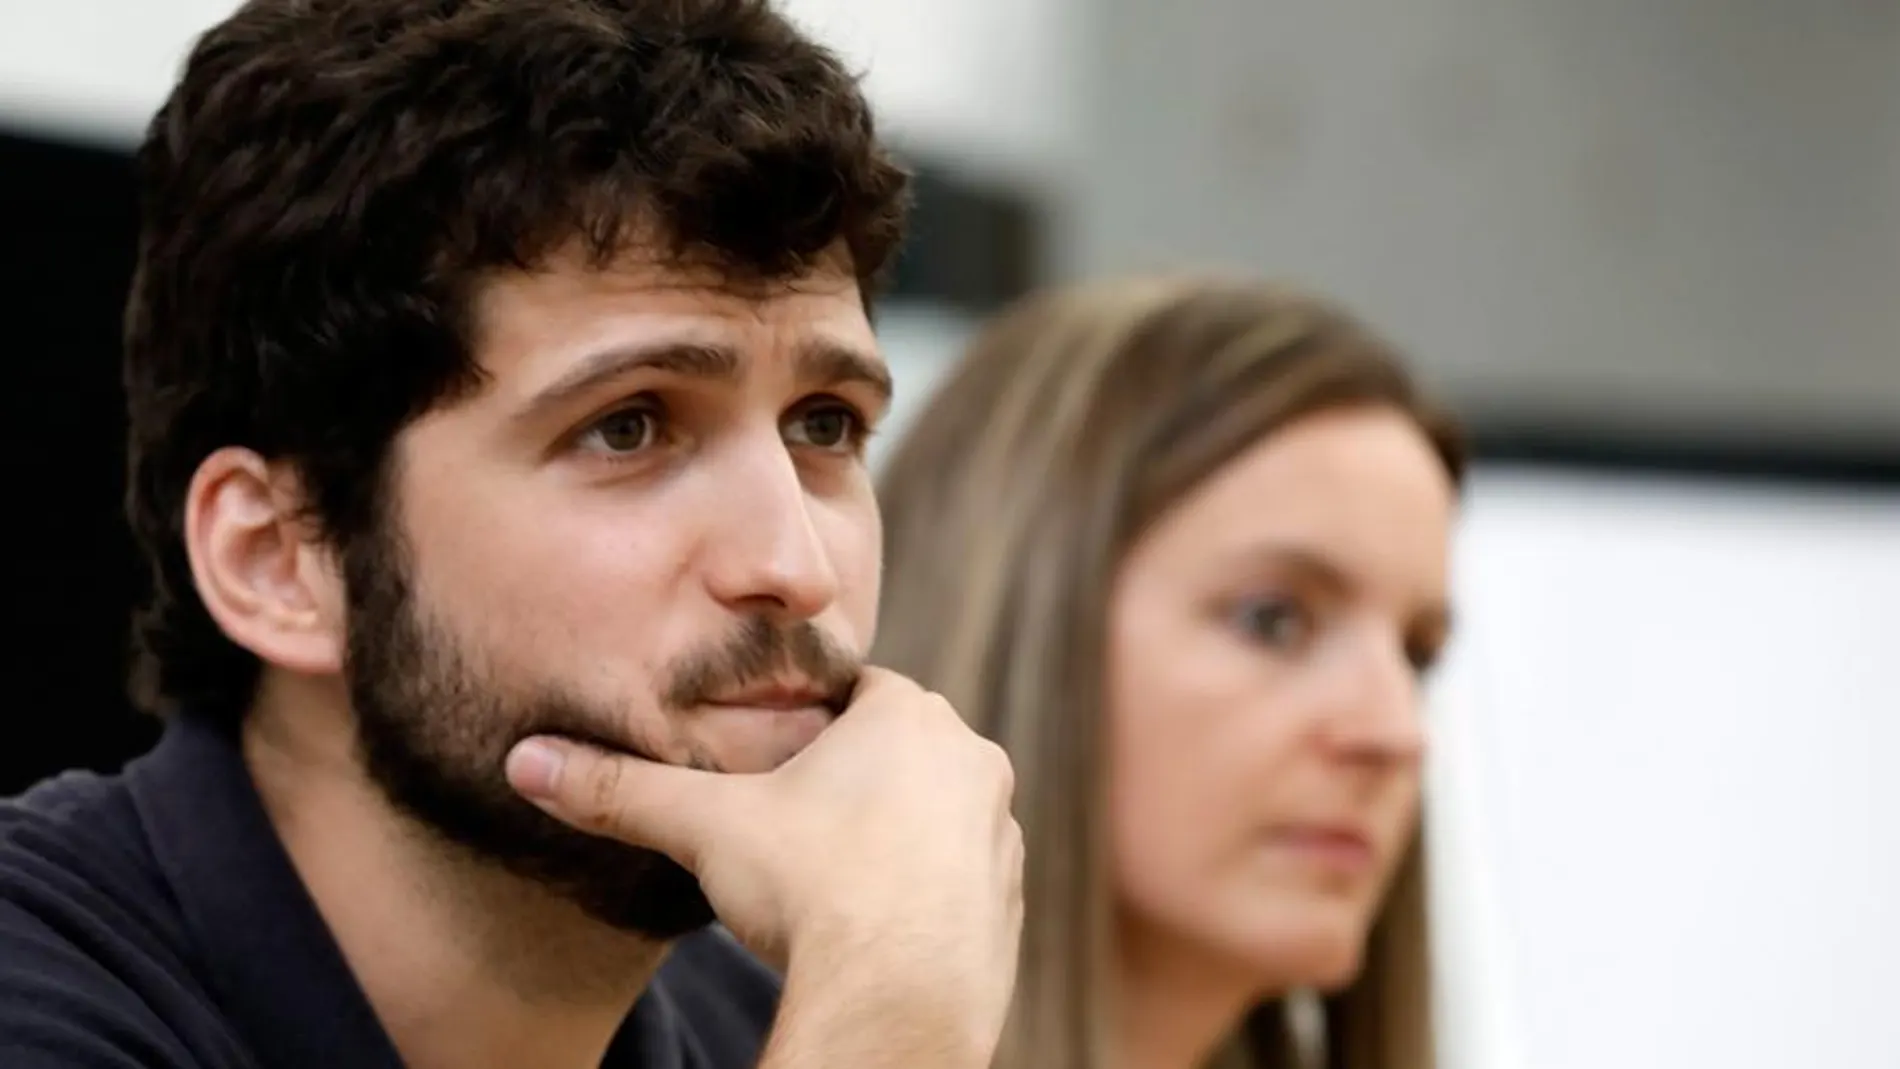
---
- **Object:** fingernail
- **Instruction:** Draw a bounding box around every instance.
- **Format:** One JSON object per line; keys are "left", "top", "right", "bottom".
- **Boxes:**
{"left": 506, "top": 739, "right": 564, "bottom": 799}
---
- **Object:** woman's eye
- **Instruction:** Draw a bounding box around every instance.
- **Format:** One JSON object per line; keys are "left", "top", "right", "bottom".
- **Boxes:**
{"left": 785, "top": 403, "right": 867, "bottom": 453}
{"left": 582, "top": 406, "right": 661, "bottom": 455}
{"left": 1232, "top": 597, "right": 1311, "bottom": 650}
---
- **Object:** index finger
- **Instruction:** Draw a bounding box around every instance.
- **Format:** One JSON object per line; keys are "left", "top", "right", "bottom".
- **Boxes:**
{"left": 505, "top": 736, "right": 739, "bottom": 871}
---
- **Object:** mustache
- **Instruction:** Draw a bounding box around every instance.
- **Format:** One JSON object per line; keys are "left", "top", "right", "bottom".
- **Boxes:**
{"left": 661, "top": 616, "right": 861, "bottom": 715}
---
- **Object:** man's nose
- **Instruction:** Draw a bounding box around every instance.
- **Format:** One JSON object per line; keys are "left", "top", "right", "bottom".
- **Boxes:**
{"left": 698, "top": 438, "right": 839, "bottom": 621}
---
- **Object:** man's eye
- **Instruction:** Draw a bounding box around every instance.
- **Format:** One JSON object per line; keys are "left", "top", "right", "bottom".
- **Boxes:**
{"left": 581, "top": 406, "right": 661, "bottom": 455}
{"left": 784, "top": 403, "right": 868, "bottom": 453}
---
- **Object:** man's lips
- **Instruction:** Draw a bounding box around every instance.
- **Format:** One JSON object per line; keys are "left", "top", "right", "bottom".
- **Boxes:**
{"left": 704, "top": 686, "right": 830, "bottom": 710}
{"left": 702, "top": 676, "right": 850, "bottom": 715}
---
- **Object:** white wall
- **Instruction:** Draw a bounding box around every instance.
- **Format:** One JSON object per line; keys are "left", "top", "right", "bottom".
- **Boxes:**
{"left": 1430, "top": 469, "right": 1900, "bottom": 1069}
{"left": 1069, "top": 0, "right": 1900, "bottom": 443}
{"left": 869, "top": 303, "right": 979, "bottom": 470}
{"left": 775, "top": 0, "right": 1079, "bottom": 185}
{"left": 0, "top": 0, "right": 238, "bottom": 143}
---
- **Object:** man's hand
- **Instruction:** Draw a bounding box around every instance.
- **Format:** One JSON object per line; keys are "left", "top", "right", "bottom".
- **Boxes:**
{"left": 504, "top": 667, "right": 1024, "bottom": 1067}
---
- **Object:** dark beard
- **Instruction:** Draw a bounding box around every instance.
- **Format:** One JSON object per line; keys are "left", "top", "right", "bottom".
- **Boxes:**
{"left": 338, "top": 522, "right": 858, "bottom": 939}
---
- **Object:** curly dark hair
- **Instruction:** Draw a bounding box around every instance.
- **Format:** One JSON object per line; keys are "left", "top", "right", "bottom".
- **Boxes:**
{"left": 123, "top": 0, "right": 912, "bottom": 723}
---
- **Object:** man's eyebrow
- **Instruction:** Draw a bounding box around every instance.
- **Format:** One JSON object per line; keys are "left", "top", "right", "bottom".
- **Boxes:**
{"left": 512, "top": 342, "right": 739, "bottom": 424}
{"left": 796, "top": 341, "right": 892, "bottom": 408}
{"left": 510, "top": 337, "right": 892, "bottom": 426}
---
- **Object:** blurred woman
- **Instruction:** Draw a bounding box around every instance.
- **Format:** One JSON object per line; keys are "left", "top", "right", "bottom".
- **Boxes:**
{"left": 872, "top": 278, "right": 1464, "bottom": 1069}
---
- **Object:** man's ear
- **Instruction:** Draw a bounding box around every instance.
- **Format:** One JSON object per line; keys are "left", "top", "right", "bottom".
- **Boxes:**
{"left": 183, "top": 447, "right": 346, "bottom": 677}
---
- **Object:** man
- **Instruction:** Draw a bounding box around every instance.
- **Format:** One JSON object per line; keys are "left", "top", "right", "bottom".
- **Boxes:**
{"left": 0, "top": 2, "right": 1023, "bottom": 1067}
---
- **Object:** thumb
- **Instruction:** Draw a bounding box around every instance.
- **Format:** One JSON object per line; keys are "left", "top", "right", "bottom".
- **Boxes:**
{"left": 505, "top": 736, "right": 728, "bottom": 870}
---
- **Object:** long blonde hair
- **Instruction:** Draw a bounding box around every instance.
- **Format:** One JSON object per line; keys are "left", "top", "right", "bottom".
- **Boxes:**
{"left": 872, "top": 277, "right": 1464, "bottom": 1069}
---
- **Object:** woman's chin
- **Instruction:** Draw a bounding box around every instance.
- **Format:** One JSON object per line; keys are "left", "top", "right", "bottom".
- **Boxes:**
{"left": 1222, "top": 909, "right": 1373, "bottom": 993}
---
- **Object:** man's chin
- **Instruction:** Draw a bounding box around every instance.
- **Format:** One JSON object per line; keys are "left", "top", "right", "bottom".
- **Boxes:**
{"left": 683, "top": 704, "right": 834, "bottom": 774}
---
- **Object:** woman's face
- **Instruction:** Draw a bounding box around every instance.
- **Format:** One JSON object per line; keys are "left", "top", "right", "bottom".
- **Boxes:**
{"left": 1106, "top": 405, "right": 1456, "bottom": 993}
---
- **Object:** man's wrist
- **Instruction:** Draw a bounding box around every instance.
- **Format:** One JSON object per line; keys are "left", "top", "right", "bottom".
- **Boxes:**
{"left": 764, "top": 931, "right": 999, "bottom": 1069}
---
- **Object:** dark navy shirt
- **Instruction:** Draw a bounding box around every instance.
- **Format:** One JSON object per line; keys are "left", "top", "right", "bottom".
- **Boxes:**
{"left": 0, "top": 714, "right": 780, "bottom": 1067}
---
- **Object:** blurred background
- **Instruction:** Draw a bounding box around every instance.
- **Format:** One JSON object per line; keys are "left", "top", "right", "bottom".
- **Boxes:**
{"left": 3, "top": 1, "right": 1897, "bottom": 1066}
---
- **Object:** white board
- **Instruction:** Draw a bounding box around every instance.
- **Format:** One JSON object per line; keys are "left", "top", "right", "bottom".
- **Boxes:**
{"left": 1429, "top": 468, "right": 1900, "bottom": 1069}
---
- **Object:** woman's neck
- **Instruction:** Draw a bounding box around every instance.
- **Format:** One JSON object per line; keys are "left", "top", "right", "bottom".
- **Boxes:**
{"left": 1114, "top": 921, "right": 1268, "bottom": 1069}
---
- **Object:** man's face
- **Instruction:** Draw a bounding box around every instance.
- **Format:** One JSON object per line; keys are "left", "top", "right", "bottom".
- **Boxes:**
{"left": 342, "top": 247, "right": 887, "bottom": 936}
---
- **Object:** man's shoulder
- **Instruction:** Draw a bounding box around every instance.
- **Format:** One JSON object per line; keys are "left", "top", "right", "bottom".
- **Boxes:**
{"left": 0, "top": 768, "right": 156, "bottom": 917}
{"left": 655, "top": 926, "right": 782, "bottom": 1061}
{"left": 4, "top": 765, "right": 136, "bottom": 849}
{"left": 0, "top": 770, "right": 237, "bottom": 1067}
